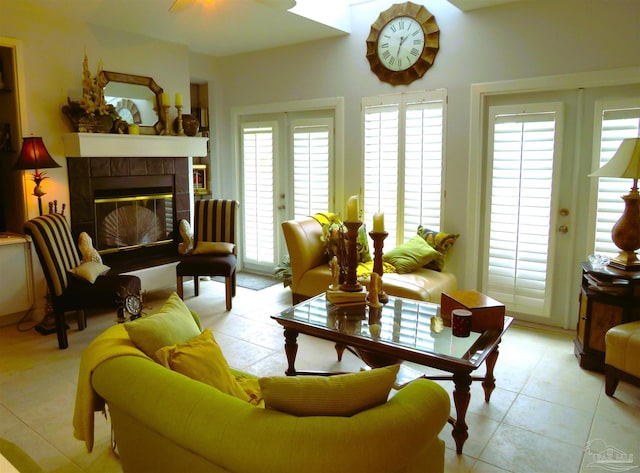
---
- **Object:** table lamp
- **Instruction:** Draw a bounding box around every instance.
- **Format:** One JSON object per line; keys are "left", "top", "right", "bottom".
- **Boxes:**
{"left": 13, "top": 136, "right": 60, "bottom": 216}
{"left": 589, "top": 137, "right": 640, "bottom": 271}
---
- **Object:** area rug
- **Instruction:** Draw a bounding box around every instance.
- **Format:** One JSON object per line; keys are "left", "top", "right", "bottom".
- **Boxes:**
{"left": 212, "top": 272, "right": 279, "bottom": 291}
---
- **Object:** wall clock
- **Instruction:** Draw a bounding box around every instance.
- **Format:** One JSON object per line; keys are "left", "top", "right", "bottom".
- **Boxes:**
{"left": 115, "top": 99, "right": 142, "bottom": 125}
{"left": 366, "top": 1, "right": 440, "bottom": 86}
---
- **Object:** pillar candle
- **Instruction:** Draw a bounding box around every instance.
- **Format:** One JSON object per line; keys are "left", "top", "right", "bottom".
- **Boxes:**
{"left": 346, "top": 195, "right": 359, "bottom": 221}
{"left": 175, "top": 93, "right": 183, "bottom": 107}
{"left": 373, "top": 212, "right": 385, "bottom": 232}
{"left": 161, "top": 92, "right": 169, "bottom": 106}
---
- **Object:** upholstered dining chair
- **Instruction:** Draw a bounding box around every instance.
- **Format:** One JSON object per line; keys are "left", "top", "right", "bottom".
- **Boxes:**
{"left": 24, "top": 213, "right": 141, "bottom": 349}
{"left": 176, "top": 199, "right": 239, "bottom": 310}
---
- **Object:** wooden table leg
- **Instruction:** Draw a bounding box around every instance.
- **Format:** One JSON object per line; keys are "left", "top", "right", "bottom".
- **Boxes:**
{"left": 451, "top": 371, "right": 471, "bottom": 454}
{"left": 335, "top": 343, "right": 346, "bottom": 361}
{"left": 482, "top": 346, "right": 499, "bottom": 402}
{"left": 283, "top": 328, "right": 299, "bottom": 376}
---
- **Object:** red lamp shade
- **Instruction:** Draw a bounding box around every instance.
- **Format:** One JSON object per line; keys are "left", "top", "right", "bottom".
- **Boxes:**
{"left": 13, "top": 136, "right": 60, "bottom": 216}
{"left": 13, "top": 136, "right": 60, "bottom": 172}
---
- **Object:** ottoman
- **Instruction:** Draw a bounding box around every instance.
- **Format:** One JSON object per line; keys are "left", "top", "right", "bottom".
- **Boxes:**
{"left": 604, "top": 320, "right": 640, "bottom": 396}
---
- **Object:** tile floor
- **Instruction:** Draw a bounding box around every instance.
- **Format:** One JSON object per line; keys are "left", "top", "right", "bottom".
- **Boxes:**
{"left": 0, "top": 280, "right": 638, "bottom": 473}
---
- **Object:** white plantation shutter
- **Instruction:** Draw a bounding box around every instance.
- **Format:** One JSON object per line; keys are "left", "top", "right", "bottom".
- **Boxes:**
{"left": 593, "top": 108, "right": 640, "bottom": 258}
{"left": 486, "top": 109, "right": 559, "bottom": 317}
{"left": 292, "top": 121, "right": 331, "bottom": 219}
{"left": 403, "top": 101, "right": 444, "bottom": 243}
{"left": 241, "top": 123, "right": 275, "bottom": 265}
{"left": 363, "top": 90, "right": 446, "bottom": 249}
{"left": 363, "top": 104, "right": 399, "bottom": 247}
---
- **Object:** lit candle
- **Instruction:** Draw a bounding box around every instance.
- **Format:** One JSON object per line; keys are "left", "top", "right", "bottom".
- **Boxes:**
{"left": 175, "top": 93, "right": 183, "bottom": 107}
{"left": 373, "top": 212, "right": 385, "bottom": 232}
{"left": 161, "top": 92, "right": 169, "bottom": 107}
{"left": 346, "top": 195, "right": 359, "bottom": 221}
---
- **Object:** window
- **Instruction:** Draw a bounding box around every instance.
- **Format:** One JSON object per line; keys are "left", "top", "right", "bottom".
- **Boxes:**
{"left": 241, "top": 123, "right": 275, "bottom": 265}
{"left": 592, "top": 104, "right": 640, "bottom": 258}
{"left": 484, "top": 105, "right": 561, "bottom": 317}
{"left": 362, "top": 89, "right": 446, "bottom": 248}
{"left": 291, "top": 119, "right": 332, "bottom": 219}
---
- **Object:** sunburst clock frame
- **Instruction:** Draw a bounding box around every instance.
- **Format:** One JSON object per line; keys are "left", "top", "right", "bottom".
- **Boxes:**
{"left": 366, "top": 1, "right": 440, "bottom": 86}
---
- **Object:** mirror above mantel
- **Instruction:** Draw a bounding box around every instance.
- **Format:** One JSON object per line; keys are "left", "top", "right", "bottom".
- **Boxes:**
{"left": 99, "top": 70, "right": 164, "bottom": 135}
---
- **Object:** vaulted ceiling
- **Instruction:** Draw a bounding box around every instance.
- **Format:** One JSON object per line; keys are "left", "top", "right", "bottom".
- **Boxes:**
{"left": 22, "top": 0, "right": 520, "bottom": 57}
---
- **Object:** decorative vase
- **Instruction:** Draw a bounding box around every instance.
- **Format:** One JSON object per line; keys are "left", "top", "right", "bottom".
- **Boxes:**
{"left": 174, "top": 114, "right": 200, "bottom": 136}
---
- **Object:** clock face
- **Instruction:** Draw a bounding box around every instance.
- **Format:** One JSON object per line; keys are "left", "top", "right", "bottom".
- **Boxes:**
{"left": 376, "top": 17, "right": 425, "bottom": 72}
{"left": 118, "top": 107, "right": 135, "bottom": 124}
{"left": 366, "top": 2, "right": 440, "bottom": 86}
{"left": 124, "top": 294, "right": 142, "bottom": 317}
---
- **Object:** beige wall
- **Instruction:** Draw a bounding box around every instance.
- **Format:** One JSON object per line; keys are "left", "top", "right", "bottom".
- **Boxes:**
{"left": 1, "top": 0, "right": 639, "bottom": 294}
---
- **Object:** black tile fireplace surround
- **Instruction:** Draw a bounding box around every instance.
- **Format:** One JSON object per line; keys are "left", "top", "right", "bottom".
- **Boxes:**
{"left": 67, "top": 156, "right": 190, "bottom": 273}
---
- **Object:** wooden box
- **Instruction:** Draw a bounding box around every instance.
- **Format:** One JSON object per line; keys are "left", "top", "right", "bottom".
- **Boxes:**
{"left": 441, "top": 290, "right": 505, "bottom": 332}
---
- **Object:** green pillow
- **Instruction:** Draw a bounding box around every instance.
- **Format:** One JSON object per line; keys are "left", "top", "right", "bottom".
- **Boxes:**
{"left": 383, "top": 235, "right": 441, "bottom": 274}
{"left": 259, "top": 364, "right": 399, "bottom": 417}
{"left": 417, "top": 226, "right": 459, "bottom": 271}
{"left": 124, "top": 292, "right": 201, "bottom": 359}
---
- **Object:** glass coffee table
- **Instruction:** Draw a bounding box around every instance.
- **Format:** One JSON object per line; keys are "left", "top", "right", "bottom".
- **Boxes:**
{"left": 271, "top": 292, "right": 513, "bottom": 454}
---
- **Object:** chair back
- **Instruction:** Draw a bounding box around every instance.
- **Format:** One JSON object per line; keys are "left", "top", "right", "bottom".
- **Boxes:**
{"left": 24, "top": 213, "right": 82, "bottom": 297}
{"left": 194, "top": 199, "right": 239, "bottom": 246}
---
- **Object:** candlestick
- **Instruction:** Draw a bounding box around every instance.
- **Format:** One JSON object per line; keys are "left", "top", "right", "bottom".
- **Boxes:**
{"left": 175, "top": 93, "right": 183, "bottom": 108}
{"left": 346, "top": 195, "right": 359, "bottom": 221}
{"left": 369, "top": 230, "right": 389, "bottom": 304}
{"left": 175, "top": 105, "right": 185, "bottom": 136}
{"left": 373, "top": 212, "right": 385, "bottom": 232}
{"left": 340, "top": 220, "right": 363, "bottom": 292}
{"left": 160, "top": 105, "right": 172, "bottom": 135}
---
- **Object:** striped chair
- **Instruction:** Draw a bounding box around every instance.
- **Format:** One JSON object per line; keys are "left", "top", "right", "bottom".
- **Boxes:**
{"left": 24, "top": 213, "right": 141, "bottom": 349}
{"left": 176, "top": 199, "right": 239, "bottom": 310}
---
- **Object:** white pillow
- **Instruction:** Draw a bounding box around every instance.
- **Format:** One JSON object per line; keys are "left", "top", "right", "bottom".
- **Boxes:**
{"left": 68, "top": 261, "right": 110, "bottom": 284}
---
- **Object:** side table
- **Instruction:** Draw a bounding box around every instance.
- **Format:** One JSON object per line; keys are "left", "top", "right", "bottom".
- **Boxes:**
{"left": 574, "top": 262, "right": 640, "bottom": 371}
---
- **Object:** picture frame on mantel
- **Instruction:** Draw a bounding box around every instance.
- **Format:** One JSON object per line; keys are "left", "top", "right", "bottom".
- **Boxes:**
{"left": 193, "top": 164, "right": 208, "bottom": 195}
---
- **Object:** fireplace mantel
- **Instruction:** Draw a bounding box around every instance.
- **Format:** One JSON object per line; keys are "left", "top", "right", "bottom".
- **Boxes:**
{"left": 62, "top": 133, "right": 208, "bottom": 158}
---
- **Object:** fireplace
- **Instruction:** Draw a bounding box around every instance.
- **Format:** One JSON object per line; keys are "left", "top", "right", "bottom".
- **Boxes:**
{"left": 94, "top": 186, "right": 174, "bottom": 253}
{"left": 64, "top": 133, "right": 207, "bottom": 275}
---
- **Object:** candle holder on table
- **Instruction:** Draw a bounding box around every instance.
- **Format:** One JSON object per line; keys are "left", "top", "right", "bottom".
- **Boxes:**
{"left": 340, "top": 221, "right": 363, "bottom": 292}
{"left": 369, "top": 230, "right": 389, "bottom": 304}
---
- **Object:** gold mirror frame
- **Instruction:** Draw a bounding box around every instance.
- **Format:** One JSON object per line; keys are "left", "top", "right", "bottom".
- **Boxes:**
{"left": 98, "top": 70, "right": 164, "bottom": 135}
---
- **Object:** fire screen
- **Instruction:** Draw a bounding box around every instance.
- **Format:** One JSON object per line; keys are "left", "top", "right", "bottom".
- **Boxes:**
{"left": 94, "top": 190, "right": 174, "bottom": 253}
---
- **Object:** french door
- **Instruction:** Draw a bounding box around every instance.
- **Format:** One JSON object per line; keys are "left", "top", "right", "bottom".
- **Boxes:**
{"left": 479, "top": 83, "right": 640, "bottom": 328}
{"left": 239, "top": 111, "right": 335, "bottom": 274}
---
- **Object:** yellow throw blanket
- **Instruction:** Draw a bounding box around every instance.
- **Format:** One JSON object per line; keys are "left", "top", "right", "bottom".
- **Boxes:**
{"left": 72, "top": 323, "right": 151, "bottom": 452}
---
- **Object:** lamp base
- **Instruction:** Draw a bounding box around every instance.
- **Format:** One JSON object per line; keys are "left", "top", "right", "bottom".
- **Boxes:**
{"left": 609, "top": 251, "right": 640, "bottom": 271}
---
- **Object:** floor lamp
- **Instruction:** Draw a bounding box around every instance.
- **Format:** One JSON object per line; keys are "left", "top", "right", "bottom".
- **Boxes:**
{"left": 589, "top": 137, "right": 640, "bottom": 271}
{"left": 13, "top": 135, "right": 61, "bottom": 334}
{"left": 12, "top": 136, "right": 60, "bottom": 216}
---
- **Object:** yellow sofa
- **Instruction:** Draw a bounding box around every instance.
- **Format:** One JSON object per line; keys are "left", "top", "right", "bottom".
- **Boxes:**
{"left": 282, "top": 216, "right": 458, "bottom": 304}
{"left": 82, "top": 323, "right": 451, "bottom": 473}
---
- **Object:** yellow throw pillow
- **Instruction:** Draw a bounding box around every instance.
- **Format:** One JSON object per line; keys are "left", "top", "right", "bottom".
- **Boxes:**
{"left": 192, "top": 241, "right": 235, "bottom": 255}
{"left": 155, "top": 329, "right": 253, "bottom": 403}
{"left": 68, "top": 261, "right": 110, "bottom": 284}
{"left": 259, "top": 364, "right": 400, "bottom": 416}
{"left": 124, "top": 292, "right": 201, "bottom": 359}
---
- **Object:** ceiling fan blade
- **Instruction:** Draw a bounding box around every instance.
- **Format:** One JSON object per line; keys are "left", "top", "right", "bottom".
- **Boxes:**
{"left": 169, "top": 0, "right": 196, "bottom": 13}
{"left": 254, "top": 0, "right": 297, "bottom": 11}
